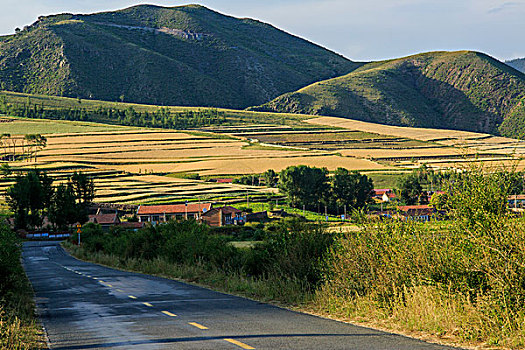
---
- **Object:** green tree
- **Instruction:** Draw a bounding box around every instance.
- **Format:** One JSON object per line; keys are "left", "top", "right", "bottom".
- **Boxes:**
{"left": 48, "top": 184, "right": 77, "bottom": 230}
{"left": 6, "top": 170, "right": 53, "bottom": 229}
{"left": 330, "top": 168, "right": 374, "bottom": 210}
{"left": 263, "top": 169, "right": 278, "bottom": 187}
{"left": 278, "top": 165, "right": 329, "bottom": 209}
{"left": 69, "top": 172, "right": 95, "bottom": 224}
{"left": 398, "top": 173, "right": 423, "bottom": 205}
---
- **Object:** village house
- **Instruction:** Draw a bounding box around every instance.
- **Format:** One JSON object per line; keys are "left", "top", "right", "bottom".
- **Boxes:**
{"left": 508, "top": 194, "right": 525, "bottom": 210}
{"left": 201, "top": 206, "right": 246, "bottom": 227}
{"left": 396, "top": 205, "right": 436, "bottom": 221}
{"left": 373, "top": 189, "right": 396, "bottom": 202}
{"left": 137, "top": 203, "right": 212, "bottom": 223}
{"left": 88, "top": 212, "right": 120, "bottom": 231}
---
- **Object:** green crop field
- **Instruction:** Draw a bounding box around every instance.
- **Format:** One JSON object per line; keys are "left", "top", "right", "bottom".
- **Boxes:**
{"left": 0, "top": 116, "right": 133, "bottom": 134}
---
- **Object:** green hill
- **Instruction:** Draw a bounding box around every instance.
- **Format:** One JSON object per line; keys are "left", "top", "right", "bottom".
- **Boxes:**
{"left": 252, "top": 51, "right": 525, "bottom": 137}
{"left": 507, "top": 58, "right": 525, "bottom": 74}
{"left": 0, "top": 5, "right": 359, "bottom": 109}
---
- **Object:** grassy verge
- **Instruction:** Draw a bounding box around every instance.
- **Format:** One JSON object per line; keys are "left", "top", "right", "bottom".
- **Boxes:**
{"left": 1, "top": 224, "right": 46, "bottom": 349}
{"left": 0, "top": 272, "right": 45, "bottom": 349}
{"left": 63, "top": 242, "right": 311, "bottom": 306}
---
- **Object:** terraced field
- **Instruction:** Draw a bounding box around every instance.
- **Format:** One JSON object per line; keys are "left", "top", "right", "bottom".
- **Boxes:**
{"left": 2, "top": 115, "right": 524, "bottom": 205}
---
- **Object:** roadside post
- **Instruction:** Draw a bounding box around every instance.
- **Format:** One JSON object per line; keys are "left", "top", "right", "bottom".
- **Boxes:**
{"left": 76, "top": 224, "right": 81, "bottom": 245}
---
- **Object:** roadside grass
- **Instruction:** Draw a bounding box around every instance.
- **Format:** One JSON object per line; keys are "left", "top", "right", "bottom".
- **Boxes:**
{"left": 63, "top": 242, "right": 311, "bottom": 306}
{"left": 0, "top": 275, "right": 45, "bottom": 350}
{"left": 0, "top": 224, "right": 46, "bottom": 349}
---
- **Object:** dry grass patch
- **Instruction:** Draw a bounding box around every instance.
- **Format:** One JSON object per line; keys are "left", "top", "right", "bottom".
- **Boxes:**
{"left": 307, "top": 116, "right": 492, "bottom": 142}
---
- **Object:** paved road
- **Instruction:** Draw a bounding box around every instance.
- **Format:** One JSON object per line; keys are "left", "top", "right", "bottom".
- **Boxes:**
{"left": 22, "top": 241, "right": 457, "bottom": 350}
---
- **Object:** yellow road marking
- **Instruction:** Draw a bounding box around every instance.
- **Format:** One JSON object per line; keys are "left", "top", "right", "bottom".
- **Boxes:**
{"left": 106, "top": 284, "right": 113, "bottom": 287}
{"left": 161, "top": 311, "right": 177, "bottom": 317}
{"left": 87, "top": 275, "right": 91, "bottom": 278}
{"left": 116, "top": 289, "right": 124, "bottom": 292}
{"left": 188, "top": 322, "right": 208, "bottom": 330}
{"left": 93, "top": 277, "right": 98, "bottom": 280}
{"left": 128, "top": 295, "right": 137, "bottom": 299}
{"left": 143, "top": 302, "right": 153, "bottom": 307}
{"left": 223, "top": 339, "right": 255, "bottom": 349}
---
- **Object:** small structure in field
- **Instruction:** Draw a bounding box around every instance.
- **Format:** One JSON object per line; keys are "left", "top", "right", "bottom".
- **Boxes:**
{"left": 508, "top": 194, "right": 525, "bottom": 210}
{"left": 201, "top": 206, "right": 245, "bottom": 227}
{"left": 137, "top": 203, "right": 212, "bottom": 223}
{"left": 246, "top": 211, "right": 269, "bottom": 222}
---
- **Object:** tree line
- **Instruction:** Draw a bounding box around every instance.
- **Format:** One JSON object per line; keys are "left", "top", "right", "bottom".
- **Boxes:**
{"left": 6, "top": 170, "right": 95, "bottom": 230}
{"left": 396, "top": 164, "right": 525, "bottom": 205}
{"left": 277, "top": 165, "right": 374, "bottom": 214}
{"left": 0, "top": 97, "right": 228, "bottom": 129}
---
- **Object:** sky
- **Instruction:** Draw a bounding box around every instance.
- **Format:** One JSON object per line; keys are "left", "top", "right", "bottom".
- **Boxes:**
{"left": 1, "top": 0, "right": 524, "bottom": 62}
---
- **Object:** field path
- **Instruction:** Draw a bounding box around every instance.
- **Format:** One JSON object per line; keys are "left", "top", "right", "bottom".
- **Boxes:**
{"left": 22, "top": 241, "right": 459, "bottom": 350}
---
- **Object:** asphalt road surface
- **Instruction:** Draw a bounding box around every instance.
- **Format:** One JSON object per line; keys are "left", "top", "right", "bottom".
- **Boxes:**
{"left": 22, "top": 241, "right": 458, "bottom": 350}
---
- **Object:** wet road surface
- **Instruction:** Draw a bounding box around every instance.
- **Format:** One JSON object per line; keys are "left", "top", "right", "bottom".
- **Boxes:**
{"left": 22, "top": 241, "right": 458, "bottom": 350}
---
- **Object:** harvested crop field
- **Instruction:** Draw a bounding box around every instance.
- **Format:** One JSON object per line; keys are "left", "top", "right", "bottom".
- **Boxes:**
{"left": 306, "top": 116, "right": 492, "bottom": 142}
{"left": 110, "top": 155, "right": 389, "bottom": 176}
{"left": 3, "top": 116, "right": 524, "bottom": 205}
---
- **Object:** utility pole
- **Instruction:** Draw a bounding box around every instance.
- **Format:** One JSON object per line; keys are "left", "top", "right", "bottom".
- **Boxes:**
{"left": 344, "top": 205, "right": 347, "bottom": 221}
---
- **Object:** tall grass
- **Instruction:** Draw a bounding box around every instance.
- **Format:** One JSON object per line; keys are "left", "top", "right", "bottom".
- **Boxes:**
{"left": 0, "top": 224, "right": 45, "bottom": 349}
{"left": 313, "top": 166, "right": 525, "bottom": 348}
{"left": 67, "top": 218, "right": 334, "bottom": 306}
{"left": 65, "top": 243, "right": 311, "bottom": 305}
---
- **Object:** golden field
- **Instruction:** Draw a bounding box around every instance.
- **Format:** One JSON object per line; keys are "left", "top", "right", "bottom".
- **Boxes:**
{"left": 2, "top": 116, "right": 525, "bottom": 204}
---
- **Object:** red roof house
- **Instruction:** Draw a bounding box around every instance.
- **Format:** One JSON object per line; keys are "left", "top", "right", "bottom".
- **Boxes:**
{"left": 201, "top": 206, "right": 245, "bottom": 227}
{"left": 137, "top": 203, "right": 212, "bottom": 223}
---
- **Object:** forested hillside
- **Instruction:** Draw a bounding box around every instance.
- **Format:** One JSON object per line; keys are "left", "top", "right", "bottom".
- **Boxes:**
{"left": 0, "top": 5, "right": 358, "bottom": 109}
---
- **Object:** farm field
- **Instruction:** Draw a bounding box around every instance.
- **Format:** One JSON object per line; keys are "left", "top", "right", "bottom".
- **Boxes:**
{"left": 0, "top": 116, "right": 133, "bottom": 134}
{"left": 2, "top": 113, "right": 525, "bottom": 205}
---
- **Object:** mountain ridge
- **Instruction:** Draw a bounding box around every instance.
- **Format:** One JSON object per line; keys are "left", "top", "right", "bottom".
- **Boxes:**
{"left": 0, "top": 4, "right": 360, "bottom": 109}
{"left": 251, "top": 51, "right": 525, "bottom": 137}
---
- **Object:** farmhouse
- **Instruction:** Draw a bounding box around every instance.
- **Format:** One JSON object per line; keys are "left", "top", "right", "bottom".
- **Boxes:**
{"left": 88, "top": 213, "right": 120, "bottom": 231}
{"left": 137, "top": 203, "right": 212, "bottom": 223}
{"left": 508, "top": 194, "right": 525, "bottom": 209}
{"left": 201, "top": 206, "right": 246, "bottom": 227}
{"left": 397, "top": 205, "right": 436, "bottom": 221}
{"left": 373, "top": 189, "right": 396, "bottom": 201}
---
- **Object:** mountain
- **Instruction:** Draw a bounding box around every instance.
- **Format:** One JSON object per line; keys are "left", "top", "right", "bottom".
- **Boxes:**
{"left": 507, "top": 58, "right": 525, "bottom": 74}
{"left": 252, "top": 51, "right": 525, "bottom": 137}
{"left": 0, "top": 5, "right": 359, "bottom": 109}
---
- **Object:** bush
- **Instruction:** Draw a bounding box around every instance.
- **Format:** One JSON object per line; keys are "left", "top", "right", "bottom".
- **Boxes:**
{"left": 0, "top": 224, "right": 22, "bottom": 296}
{"left": 245, "top": 219, "right": 335, "bottom": 286}
{"left": 318, "top": 166, "right": 525, "bottom": 345}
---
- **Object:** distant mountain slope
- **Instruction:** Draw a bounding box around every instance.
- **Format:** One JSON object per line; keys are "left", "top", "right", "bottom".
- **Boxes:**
{"left": 507, "top": 58, "right": 525, "bottom": 73}
{"left": 252, "top": 51, "right": 525, "bottom": 137}
{"left": 0, "top": 5, "right": 359, "bottom": 108}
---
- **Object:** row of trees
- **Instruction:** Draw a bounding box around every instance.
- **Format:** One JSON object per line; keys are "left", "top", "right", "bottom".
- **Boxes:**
{"left": 233, "top": 169, "right": 278, "bottom": 187}
{"left": 0, "top": 97, "right": 228, "bottom": 130}
{"left": 278, "top": 165, "right": 374, "bottom": 213}
{"left": 0, "top": 133, "right": 47, "bottom": 161}
{"left": 397, "top": 164, "right": 525, "bottom": 205}
{"left": 6, "top": 170, "right": 95, "bottom": 230}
